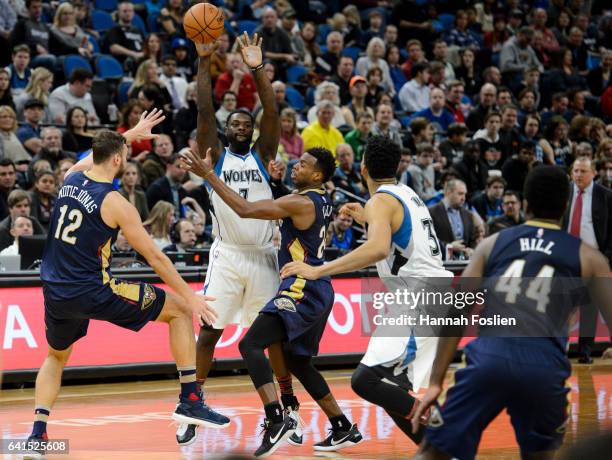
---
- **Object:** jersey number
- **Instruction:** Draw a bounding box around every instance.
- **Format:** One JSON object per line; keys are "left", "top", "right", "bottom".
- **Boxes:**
{"left": 495, "top": 259, "right": 555, "bottom": 313}
{"left": 239, "top": 188, "right": 249, "bottom": 199}
{"left": 421, "top": 218, "right": 441, "bottom": 257}
{"left": 317, "top": 225, "right": 326, "bottom": 258}
{"left": 54, "top": 205, "right": 83, "bottom": 245}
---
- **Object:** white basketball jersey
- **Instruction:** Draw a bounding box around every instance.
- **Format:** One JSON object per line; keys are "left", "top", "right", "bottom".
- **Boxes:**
{"left": 209, "top": 147, "right": 274, "bottom": 246}
{"left": 375, "top": 183, "right": 451, "bottom": 278}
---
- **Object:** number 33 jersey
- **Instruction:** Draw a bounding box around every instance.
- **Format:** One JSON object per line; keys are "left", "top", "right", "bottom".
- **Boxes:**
{"left": 41, "top": 171, "right": 118, "bottom": 301}
{"left": 209, "top": 147, "right": 274, "bottom": 247}
{"left": 375, "top": 184, "right": 451, "bottom": 279}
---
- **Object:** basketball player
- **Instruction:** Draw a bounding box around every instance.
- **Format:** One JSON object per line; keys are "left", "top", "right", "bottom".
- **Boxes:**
{"left": 411, "top": 165, "right": 612, "bottom": 459}
{"left": 181, "top": 146, "right": 363, "bottom": 457}
{"left": 281, "top": 135, "right": 454, "bottom": 443}
{"left": 23, "top": 110, "right": 221, "bottom": 459}
{"left": 174, "top": 32, "right": 287, "bottom": 445}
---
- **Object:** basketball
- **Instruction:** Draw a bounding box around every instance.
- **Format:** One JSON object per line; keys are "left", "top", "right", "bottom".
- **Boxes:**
{"left": 183, "top": 2, "right": 225, "bottom": 44}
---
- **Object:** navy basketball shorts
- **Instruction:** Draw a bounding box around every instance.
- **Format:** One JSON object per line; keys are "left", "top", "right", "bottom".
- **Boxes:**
{"left": 43, "top": 279, "right": 166, "bottom": 350}
{"left": 425, "top": 339, "right": 571, "bottom": 459}
{"left": 260, "top": 277, "right": 334, "bottom": 357}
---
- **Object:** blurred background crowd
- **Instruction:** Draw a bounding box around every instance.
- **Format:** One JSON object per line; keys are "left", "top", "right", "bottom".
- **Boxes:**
{"left": 0, "top": 0, "right": 611, "bottom": 267}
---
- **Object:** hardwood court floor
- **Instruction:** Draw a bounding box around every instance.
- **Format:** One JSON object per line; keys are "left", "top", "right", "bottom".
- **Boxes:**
{"left": 1, "top": 362, "right": 611, "bottom": 459}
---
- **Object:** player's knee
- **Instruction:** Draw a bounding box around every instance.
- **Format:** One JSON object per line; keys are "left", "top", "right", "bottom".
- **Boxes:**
{"left": 351, "top": 364, "right": 376, "bottom": 400}
{"left": 197, "top": 325, "right": 223, "bottom": 349}
{"left": 238, "top": 334, "right": 254, "bottom": 359}
{"left": 48, "top": 346, "right": 72, "bottom": 365}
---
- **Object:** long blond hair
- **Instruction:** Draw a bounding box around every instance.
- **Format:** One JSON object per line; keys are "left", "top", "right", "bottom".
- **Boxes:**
{"left": 53, "top": 2, "right": 76, "bottom": 28}
{"left": 130, "top": 59, "right": 157, "bottom": 95}
{"left": 24, "top": 67, "right": 53, "bottom": 105}
{"left": 143, "top": 201, "right": 174, "bottom": 239}
{"left": 0, "top": 105, "right": 18, "bottom": 133}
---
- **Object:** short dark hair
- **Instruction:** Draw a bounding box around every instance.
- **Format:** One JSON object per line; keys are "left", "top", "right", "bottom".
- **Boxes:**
{"left": 222, "top": 90, "right": 237, "bottom": 101}
{"left": 412, "top": 62, "right": 429, "bottom": 77}
{"left": 364, "top": 135, "right": 401, "bottom": 180}
{"left": 306, "top": 147, "right": 336, "bottom": 183}
{"left": 523, "top": 165, "right": 569, "bottom": 220}
{"left": 69, "top": 68, "right": 94, "bottom": 84}
{"left": 503, "top": 190, "right": 520, "bottom": 201}
{"left": 161, "top": 54, "right": 177, "bottom": 64}
{"left": 92, "top": 130, "right": 126, "bottom": 164}
{"left": 447, "top": 123, "right": 468, "bottom": 137}
{"left": 0, "top": 158, "right": 16, "bottom": 170}
{"left": 487, "top": 175, "right": 506, "bottom": 188}
{"left": 226, "top": 108, "right": 254, "bottom": 127}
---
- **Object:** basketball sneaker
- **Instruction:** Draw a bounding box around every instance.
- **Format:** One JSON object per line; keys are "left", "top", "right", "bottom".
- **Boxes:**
{"left": 313, "top": 424, "right": 363, "bottom": 451}
{"left": 172, "top": 393, "right": 230, "bottom": 431}
{"left": 22, "top": 433, "right": 47, "bottom": 459}
{"left": 175, "top": 423, "right": 198, "bottom": 446}
{"left": 286, "top": 404, "right": 303, "bottom": 446}
{"left": 254, "top": 413, "right": 297, "bottom": 457}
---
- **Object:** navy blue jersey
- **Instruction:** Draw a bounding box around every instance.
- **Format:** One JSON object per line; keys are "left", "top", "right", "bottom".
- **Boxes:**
{"left": 479, "top": 220, "right": 583, "bottom": 354}
{"left": 278, "top": 188, "right": 333, "bottom": 286}
{"left": 41, "top": 171, "right": 118, "bottom": 301}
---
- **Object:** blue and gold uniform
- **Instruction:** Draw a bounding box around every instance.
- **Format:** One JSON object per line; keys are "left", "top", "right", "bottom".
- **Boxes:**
{"left": 41, "top": 171, "right": 165, "bottom": 350}
{"left": 260, "top": 188, "right": 334, "bottom": 356}
{"left": 426, "top": 221, "right": 584, "bottom": 459}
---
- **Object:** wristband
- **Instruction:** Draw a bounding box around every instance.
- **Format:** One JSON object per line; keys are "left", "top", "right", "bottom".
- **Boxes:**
{"left": 250, "top": 63, "right": 264, "bottom": 73}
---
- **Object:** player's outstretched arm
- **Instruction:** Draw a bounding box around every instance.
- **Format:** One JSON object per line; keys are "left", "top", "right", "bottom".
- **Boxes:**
{"left": 65, "top": 109, "right": 165, "bottom": 178}
{"left": 181, "top": 148, "right": 312, "bottom": 221}
{"left": 281, "top": 194, "right": 395, "bottom": 280}
{"left": 411, "top": 234, "right": 497, "bottom": 432}
{"left": 195, "top": 42, "right": 223, "bottom": 165}
{"left": 101, "top": 192, "right": 217, "bottom": 326}
{"left": 237, "top": 32, "right": 280, "bottom": 165}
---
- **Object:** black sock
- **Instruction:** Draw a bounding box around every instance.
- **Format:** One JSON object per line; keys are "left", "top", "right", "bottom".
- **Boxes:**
{"left": 330, "top": 414, "right": 352, "bottom": 431}
{"left": 264, "top": 402, "right": 284, "bottom": 424}
{"left": 281, "top": 394, "right": 299, "bottom": 411}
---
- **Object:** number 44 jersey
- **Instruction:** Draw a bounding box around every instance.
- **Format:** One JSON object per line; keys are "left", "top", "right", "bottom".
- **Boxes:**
{"left": 374, "top": 183, "right": 452, "bottom": 279}
{"left": 41, "top": 171, "right": 119, "bottom": 301}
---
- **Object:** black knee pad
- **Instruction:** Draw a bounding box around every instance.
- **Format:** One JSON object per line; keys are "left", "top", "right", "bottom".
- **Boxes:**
{"left": 287, "top": 354, "right": 329, "bottom": 401}
{"left": 351, "top": 364, "right": 378, "bottom": 400}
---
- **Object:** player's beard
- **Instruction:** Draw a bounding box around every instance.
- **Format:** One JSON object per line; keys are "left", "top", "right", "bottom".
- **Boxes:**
{"left": 228, "top": 133, "right": 252, "bottom": 154}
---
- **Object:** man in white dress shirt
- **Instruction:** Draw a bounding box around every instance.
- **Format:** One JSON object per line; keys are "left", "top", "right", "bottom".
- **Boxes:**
{"left": 398, "top": 62, "right": 430, "bottom": 113}
{"left": 160, "top": 55, "right": 188, "bottom": 112}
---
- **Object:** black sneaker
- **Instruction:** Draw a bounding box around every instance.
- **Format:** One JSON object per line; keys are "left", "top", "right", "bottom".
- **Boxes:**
{"left": 176, "top": 423, "right": 198, "bottom": 446}
{"left": 313, "top": 424, "right": 363, "bottom": 452}
{"left": 172, "top": 393, "right": 231, "bottom": 429}
{"left": 22, "top": 433, "right": 47, "bottom": 459}
{"left": 254, "top": 413, "right": 297, "bottom": 458}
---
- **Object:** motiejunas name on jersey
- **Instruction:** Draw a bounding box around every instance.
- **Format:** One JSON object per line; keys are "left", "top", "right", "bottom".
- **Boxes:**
{"left": 372, "top": 313, "right": 517, "bottom": 327}
{"left": 57, "top": 184, "right": 98, "bottom": 213}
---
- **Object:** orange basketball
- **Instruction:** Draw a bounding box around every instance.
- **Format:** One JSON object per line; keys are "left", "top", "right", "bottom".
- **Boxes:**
{"left": 183, "top": 2, "right": 225, "bottom": 44}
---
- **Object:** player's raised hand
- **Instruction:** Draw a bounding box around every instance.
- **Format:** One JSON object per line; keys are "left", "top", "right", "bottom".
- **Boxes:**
{"left": 340, "top": 202, "right": 366, "bottom": 225}
{"left": 236, "top": 31, "right": 263, "bottom": 69}
{"left": 281, "top": 261, "right": 321, "bottom": 280}
{"left": 268, "top": 160, "right": 286, "bottom": 181}
{"left": 127, "top": 108, "right": 165, "bottom": 141}
{"left": 194, "top": 41, "right": 219, "bottom": 58}
{"left": 190, "top": 293, "right": 217, "bottom": 326}
{"left": 410, "top": 384, "right": 441, "bottom": 434}
{"left": 180, "top": 147, "right": 213, "bottom": 179}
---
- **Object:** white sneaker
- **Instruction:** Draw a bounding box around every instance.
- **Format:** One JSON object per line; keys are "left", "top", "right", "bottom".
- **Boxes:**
{"left": 286, "top": 406, "right": 303, "bottom": 446}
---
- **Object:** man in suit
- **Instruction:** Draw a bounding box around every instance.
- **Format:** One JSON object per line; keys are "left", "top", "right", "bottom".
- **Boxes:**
{"left": 146, "top": 153, "right": 187, "bottom": 220}
{"left": 429, "top": 179, "right": 477, "bottom": 260}
{"left": 563, "top": 156, "right": 612, "bottom": 363}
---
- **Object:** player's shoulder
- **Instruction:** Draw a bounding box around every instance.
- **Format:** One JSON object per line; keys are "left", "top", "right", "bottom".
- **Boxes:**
{"left": 579, "top": 241, "right": 610, "bottom": 278}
